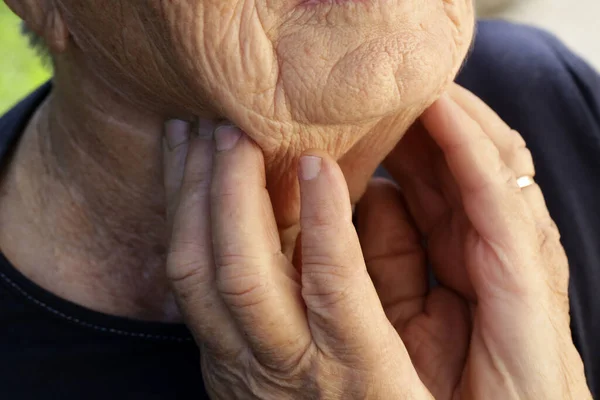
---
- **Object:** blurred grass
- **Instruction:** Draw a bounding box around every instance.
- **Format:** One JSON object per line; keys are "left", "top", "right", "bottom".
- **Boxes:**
{"left": 0, "top": 3, "right": 51, "bottom": 114}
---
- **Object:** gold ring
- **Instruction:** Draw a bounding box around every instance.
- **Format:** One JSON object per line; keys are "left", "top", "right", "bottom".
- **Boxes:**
{"left": 516, "top": 175, "right": 535, "bottom": 189}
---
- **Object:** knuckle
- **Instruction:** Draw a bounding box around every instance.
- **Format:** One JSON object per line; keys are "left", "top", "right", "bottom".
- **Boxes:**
{"left": 508, "top": 141, "right": 535, "bottom": 173}
{"left": 166, "top": 258, "right": 209, "bottom": 287}
{"left": 167, "top": 240, "right": 212, "bottom": 270}
{"left": 215, "top": 255, "right": 271, "bottom": 309}
{"left": 165, "top": 250, "right": 215, "bottom": 305}
{"left": 301, "top": 262, "right": 365, "bottom": 308}
{"left": 302, "top": 281, "right": 353, "bottom": 309}
{"left": 516, "top": 142, "right": 534, "bottom": 166}
{"left": 537, "top": 222, "right": 570, "bottom": 291}
{"left": 218, "top": 279, "right": 270, "bottom": 310}
{"left": 166, "top": 243, "right": 212, "bottom": 282}
{"left": 301, "top": 243, "right": 359, "bottom": 280}
{"left": 508, "top": 129, "right": 527, "bottom": 148}
{"left": 537, "top": 220, "right": 562, "bottom": 244}
{"left": 250, "top": 341, "right": 316, "bottom": 382}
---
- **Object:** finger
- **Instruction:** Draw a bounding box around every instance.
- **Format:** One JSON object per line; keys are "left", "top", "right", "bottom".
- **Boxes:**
{"left": 166, "top": 120, "right": 244, "bottom": 356}
{"left": 163, "top": 120, "right": 191, "bottom": 231}
{"left": 401, "top": 288, "right": 470, "bottom": 400}
{"left": 382, "top": 125, "right": 477, "bottom": 301}
{"left": 449, "top": 84, "right": 553, "bottom": 226}
{"left": 422, "top": 95, "right": 543, "bottom": 295}
{"left": 449, "top": 86, "right": 568, "bottom": 294}
{"left": 299, "top": 152, "right": 401, "bottom": 363}
{"left": 357, "top": 178, "right": 428, "bottom": 329}
{"left": 210, "top": 126, "right": 310, "bottom": 369}
{"left": 382, "top": 122, "right": 450, "bottom": 236}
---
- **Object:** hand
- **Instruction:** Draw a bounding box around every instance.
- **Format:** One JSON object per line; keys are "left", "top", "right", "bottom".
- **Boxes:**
{"left": 377, "top": 85, "right": 592, "bottom": 399}
{"left": 161, "top": 121, "right": 434, "bottom": 399}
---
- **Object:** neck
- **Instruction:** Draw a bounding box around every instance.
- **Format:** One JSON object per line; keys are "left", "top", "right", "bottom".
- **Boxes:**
{"left": 0, "top": 60, "right": 183, "bottom": 321}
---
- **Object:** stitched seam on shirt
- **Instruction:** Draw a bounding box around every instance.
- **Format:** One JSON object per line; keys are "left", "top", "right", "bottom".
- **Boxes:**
{"left": 0, "top": 271, "right": 192, "bottom": 342}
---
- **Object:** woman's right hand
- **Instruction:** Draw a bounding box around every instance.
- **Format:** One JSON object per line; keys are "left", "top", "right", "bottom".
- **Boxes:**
{"left": 161, "top": 121, "right": 433, "bottom": 399}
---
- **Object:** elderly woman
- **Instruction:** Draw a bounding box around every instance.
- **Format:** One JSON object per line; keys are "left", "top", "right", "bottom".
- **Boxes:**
{"left": 2, "top": 0, "right": 600, "bottom": 399}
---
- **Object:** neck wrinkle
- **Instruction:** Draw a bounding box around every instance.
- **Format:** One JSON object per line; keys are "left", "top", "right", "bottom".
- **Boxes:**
{"left": 7, "top": 57, "right": 186, "bottom": 322}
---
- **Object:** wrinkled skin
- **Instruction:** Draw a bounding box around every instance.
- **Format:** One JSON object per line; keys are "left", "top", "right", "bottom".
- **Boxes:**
{"left": 4, "top": 0, "right": 472, "bottom": 348}
{"left": 55, "top": 0, "right": 474, "bottom": 226}
{"left": 2, "top": 0, "right": 473, "bottom": 320}
{"left": 163, "top": 90, "right": 592, "bottom": 399}
{"left": 1, "top": 0, "right": 473, "bottom": 318}
{"left": 3, "top": 1, "right": 593, "bottom": 399}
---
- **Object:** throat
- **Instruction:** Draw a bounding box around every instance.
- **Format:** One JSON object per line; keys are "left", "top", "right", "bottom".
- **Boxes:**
{"left": 0, "top": 89, "right": 182, "bottom": 323}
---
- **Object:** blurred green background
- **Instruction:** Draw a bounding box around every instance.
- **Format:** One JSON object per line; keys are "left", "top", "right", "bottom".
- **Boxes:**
{"left": 0, "top": 3, "right": 51, "bottom": 114}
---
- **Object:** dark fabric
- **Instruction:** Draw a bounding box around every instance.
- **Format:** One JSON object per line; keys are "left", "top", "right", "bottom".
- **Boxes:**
{"left": 1, "top": 20, "right": 599, "bottom": 399}
{"left": 0, "top": 87, "right": 206, "bottom": 399}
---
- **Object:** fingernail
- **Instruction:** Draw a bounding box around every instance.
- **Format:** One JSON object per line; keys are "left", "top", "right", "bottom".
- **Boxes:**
{"left": 214, "top": 125, "right": 242, "bottom": 151}
{"left": 165, "top": 120, "right": 190, "bottom": 150}
{"left": 197, "top": 119, "right": 215, "bottom": 139}
{"left": 299, "top": 156, "right": 322, "bottom": 181}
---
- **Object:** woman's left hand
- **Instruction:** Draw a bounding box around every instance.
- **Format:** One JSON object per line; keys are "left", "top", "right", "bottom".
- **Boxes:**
{"left": 370, "top": 84, "right": 592, "bottom": 399}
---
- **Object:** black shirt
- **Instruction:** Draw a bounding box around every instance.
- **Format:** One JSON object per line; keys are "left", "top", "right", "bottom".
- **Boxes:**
{"left": 2, "top": 21, "right": 600, "bottom": 399}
